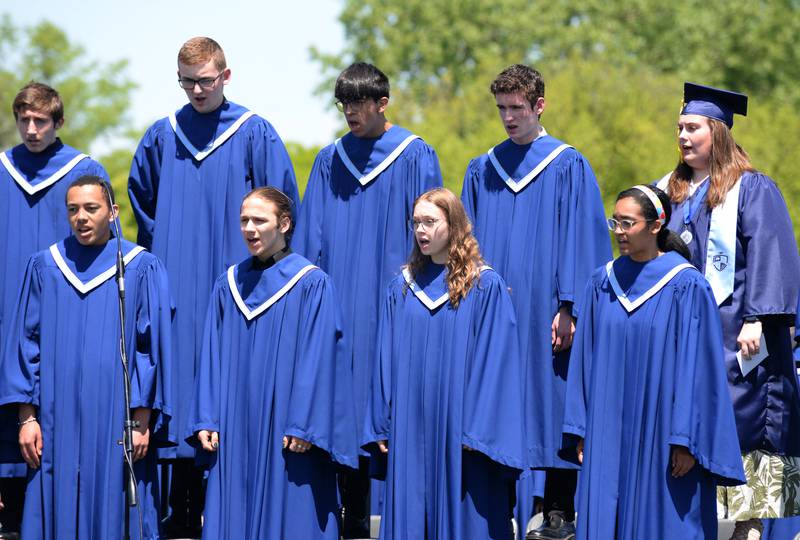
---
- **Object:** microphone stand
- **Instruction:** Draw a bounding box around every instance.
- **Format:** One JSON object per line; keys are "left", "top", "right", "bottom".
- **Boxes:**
{"left": 106, "top": 185, "right": 139, "bottom": 540}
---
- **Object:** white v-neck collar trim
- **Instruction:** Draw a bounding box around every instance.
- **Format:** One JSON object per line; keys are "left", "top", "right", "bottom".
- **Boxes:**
{"left": 50, "top": 244, "right": 145, "bottom": 295}
{"left": 335, "top": 133, "right": 419, "bottom": 186}
{"left": 606, "top": 260, "right": 694, "bottom": 313}
{"left": 169, "top": 110, "right": 255, "bottom": 161}
{"left": 488, "top": 142, "right": 572, "bottom": 193}
{"left": 402, "top": 265, "right": 492, "bottom": 311}
{"left": 227, "top": 264, "right": 317, "bottom": 321}
{"left": 1, "top": 151, "right": 88, "bottom": 195}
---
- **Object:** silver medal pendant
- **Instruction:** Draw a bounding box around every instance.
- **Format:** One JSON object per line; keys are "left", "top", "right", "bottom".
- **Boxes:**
{"left": 680, "top": 229, "right": 693, "bottom": 244}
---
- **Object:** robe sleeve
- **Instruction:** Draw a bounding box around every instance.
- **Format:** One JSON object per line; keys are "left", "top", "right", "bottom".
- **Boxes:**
{"left": 555, "top": 153, "right": 611, "bottom": 317}
{"left": 128, "top": 125, "right": 164, "bottom": 250}
{"left": 130, "top": 257, "right": 174, "bottom": 445}
{"left": 247, "top": 119, "right": 299, "bottom": 208}
{"left": 561, "top": 277, "right": 599, "bottom": 451}
{"left": 669, "top": 275, "right": 746, "bottom": 486}
{"left": 0, "top": 256, "right": 43, "bottom": 408}
{"left": 739, "top": 173, "right": 800, "bottom": 321}
{"left": 460, "top": 158, "right": 481, "bottom": 224}
{"left": 461, "top": 271, "right": 526, "bottom": 470}
{"left": 291, "top": 150, "right": 330, "bottom": 264}
{"left": 185, "top": 280, "right": 226, "bottom": 442}
{"left": 283, "top": 272, "right": 358, "bottom": 468}
{"left": 362, "top": 282, "right": 397, "bottom": 449}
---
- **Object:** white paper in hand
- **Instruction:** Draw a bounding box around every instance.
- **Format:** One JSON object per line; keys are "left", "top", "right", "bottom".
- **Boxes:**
{"left": 737, "top": 333, "right": 768, "bottom": 377}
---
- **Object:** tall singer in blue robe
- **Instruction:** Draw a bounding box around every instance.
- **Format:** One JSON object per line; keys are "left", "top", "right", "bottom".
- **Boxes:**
{"left": 461, "top": 64, "right": 611, "bottom": 538}
{"left": 0, "top": 82, "right": 109, "bottom": 532}
{"left": 128, "top": 36, "right": 298, "bottom": 535}
{"left": 562, "top": 185, "right": 745, "bottom": 540}
{"left": 292, "top": 62, "right": 442, "bottom": 535}
{"left": 187, "top": 187, "right": 358, "bottom": 540}
{"left": 364, "top": 188, "right": 526, "bottom": 540}
{"left": 0, "top": 176, "right": 173, "bottom": 540}
{"left": 656, "top": 83, "right": 800, "bottom": 536}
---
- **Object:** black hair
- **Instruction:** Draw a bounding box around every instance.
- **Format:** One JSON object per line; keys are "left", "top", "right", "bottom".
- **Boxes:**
{"left": 65, "top": 175, "right": 115, "bottom": 208}
{"left": 334, "top": 62, "right": 390, "bottom": 103}
{"left": 616, "top": 185, "right": 691, "bottom": 261}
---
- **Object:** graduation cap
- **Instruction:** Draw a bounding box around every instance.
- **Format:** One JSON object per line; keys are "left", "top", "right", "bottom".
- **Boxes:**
{"left": 681, "top": 82, "right": 748, "bottom": 128}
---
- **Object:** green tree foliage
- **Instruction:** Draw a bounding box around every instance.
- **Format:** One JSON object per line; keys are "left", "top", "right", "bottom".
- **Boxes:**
{"left": 285, "top": 142, "right": 322, "bottom": 196}
{"left": 0, "top": 15, "right": 135, "bottom": 151}
{"left": 314, "top": 0, "right": 800, "bottom": 240}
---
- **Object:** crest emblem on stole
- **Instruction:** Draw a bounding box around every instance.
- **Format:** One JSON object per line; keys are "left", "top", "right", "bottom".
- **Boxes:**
{"left": 712, "top": 253, "right": 729, "bottom": 272}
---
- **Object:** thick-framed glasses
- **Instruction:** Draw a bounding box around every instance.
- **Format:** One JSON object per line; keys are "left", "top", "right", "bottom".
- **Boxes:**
{"left": 607, "top": 218, "right": 651, "bottom": 231}
{"left": 335, "top": 98, "right": 371, "bottom": 112}
{"left": 178, "top": 72, "right": 224, "bottom": 90}
{"left": 409, "top": 218, "right": 441, "bottom": 232}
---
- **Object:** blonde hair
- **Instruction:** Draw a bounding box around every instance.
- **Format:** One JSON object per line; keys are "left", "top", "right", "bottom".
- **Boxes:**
{"left": 667, "top": 117, "right": 754, "bottom": 208}
{"left": 406, "top": 188, "right": 484, "bottom": 308}
{"left": 178, "top": 37, "right": 227, "bottom": 71}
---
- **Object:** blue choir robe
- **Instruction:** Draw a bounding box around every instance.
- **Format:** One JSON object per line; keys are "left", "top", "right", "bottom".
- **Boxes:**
{"left": 662, "top": 172, "right": 800, "bottom": 455}
{"left": 562, "top": 252, "right": 746, "bottom": 540}
{"left": 186, "top": 253, "right": 358, "bottom": 539}
{"left": 763, "top": 516, "right": 800, "bottom": 539}
{"left": 363, "top": 263, "right": 526, "bottom": 540}
{"left": 0, "top": 140, "right": 108, "bottom": 477}
{"left": 461, "top": 135, "right": 611, "bottom": 536}
{"left": 0, "top": 236, "right": 173, "bottom": 540}
{"left": 292, "top": 125, "right": 443, "bottom": 458}
{"left": 128, "top": 100, "right": 298, "bottom": 459}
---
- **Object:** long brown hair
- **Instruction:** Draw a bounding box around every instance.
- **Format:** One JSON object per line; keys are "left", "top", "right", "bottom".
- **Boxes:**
{"left": 667, "top": 117, "right": 754, "bottom": 208}
{"left": 406, "top": 188, "right": 484, "bottom": 308}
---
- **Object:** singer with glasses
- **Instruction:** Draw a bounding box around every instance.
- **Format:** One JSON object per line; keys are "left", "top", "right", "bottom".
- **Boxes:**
{"left": 128, "top": 36, "right": 298, "bottom": 537}
{"left": 562, "top": 184, "right": 745, "bottom": 540}
{"left": 363, "top": 188, "right": 525, "bottom": 539}
{"left": 0, "top": 175, "right": 173, "bottom": 539}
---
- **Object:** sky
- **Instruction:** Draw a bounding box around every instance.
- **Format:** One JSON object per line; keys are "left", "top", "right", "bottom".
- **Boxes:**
{"left": 3, "top": 0, "right": 346, "bottom": 151}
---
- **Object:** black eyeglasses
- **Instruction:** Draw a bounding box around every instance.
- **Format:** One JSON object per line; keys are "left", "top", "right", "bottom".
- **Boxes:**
{"left": 178, "top": 72, "right": 224, "bottom": 90}
{"left": 607, "top": 218, "right": 651, "bottom": 231}
{"left": 409, "top": 218, "right": 441, "bottom": 232}
{"left": 335, "top": 98, "right": 372, "bottom": 112}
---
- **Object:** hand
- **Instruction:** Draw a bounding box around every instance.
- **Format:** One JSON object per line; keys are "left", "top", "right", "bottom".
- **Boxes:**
{"left": 377, "top": 439, "right": 389, "bottom": 454}
{"left": 552, "top": 306, "right": 576, "bottom": 352}
{"left": 283, "top": 436, "right": 312, "bottom": 453}
{"left": 671, "top": 445, "right": 696, "bottom": 477}
{"left": 19, "top": 420, "right": 42, "bottom": 469}
{"left": 576, "top": 438, "right": 584, "bottom": 464}
{"left": 737, "top": 321, "right": 762, "bottom": 359}
{"left": 131, "top": 408, "right": 151, "bottom": 462}
{"left": 197, "top": 430, "right": 219, "bottom": 452}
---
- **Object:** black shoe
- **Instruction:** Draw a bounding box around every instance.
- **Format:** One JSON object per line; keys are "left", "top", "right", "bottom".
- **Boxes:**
{"left": 341, "top": 516, "right": 370, "bottom": 539}
{"left": 525, "top": 511, "right": 576, "bottom": 540}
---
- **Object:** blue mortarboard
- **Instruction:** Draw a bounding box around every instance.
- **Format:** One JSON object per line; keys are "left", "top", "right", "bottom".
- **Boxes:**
{"left": 681, "top": 82, "right": 748, "bottom": 128}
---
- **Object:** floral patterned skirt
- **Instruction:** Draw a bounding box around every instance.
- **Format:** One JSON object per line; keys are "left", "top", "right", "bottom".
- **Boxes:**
{"left": 717, "top": 450, "right": 800, "bottom": 520}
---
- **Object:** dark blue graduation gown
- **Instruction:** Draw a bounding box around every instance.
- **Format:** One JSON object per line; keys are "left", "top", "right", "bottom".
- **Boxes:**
{"left": 0, "top": 140, "right": 108, "bottom": 477}
{"left": 186, "top": 253, "right": 358, "bottom": 539}
{"left": 128, "top": 100, "right": 298, "bottom": 459}
{"left": 562, "top": 252, "right": 745, "bottom": 540}
{"left": 363, "top": 264, "right": 526, "bottom": 539}
{"left": 663, "top": 172, "right": 800, "bottom": 455}
{"left": 292, "top": 125, "right": 443, "bottom": 457}
{"left": 0, "top": 236, "right": 173, "bottom": 540}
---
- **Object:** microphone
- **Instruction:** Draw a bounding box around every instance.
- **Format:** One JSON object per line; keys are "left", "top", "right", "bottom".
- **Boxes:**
{"left": 103, "top": 182, "right": 126, "bottom": 300}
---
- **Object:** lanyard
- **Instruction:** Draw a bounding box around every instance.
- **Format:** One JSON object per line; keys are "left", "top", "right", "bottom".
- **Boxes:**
{"left": 683, "top": 179, "right": 710, "bottom": 225}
